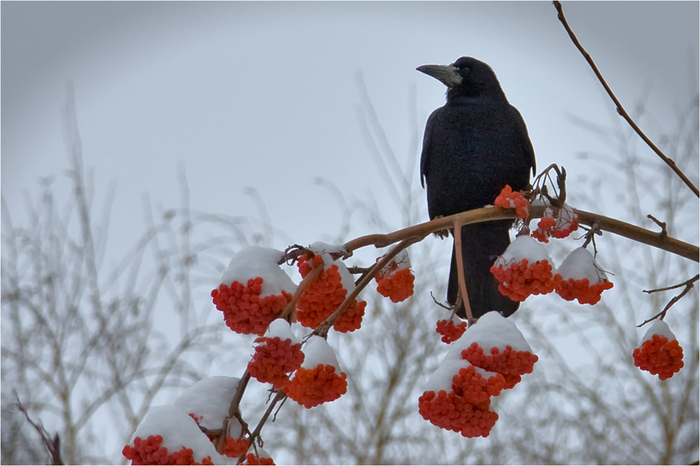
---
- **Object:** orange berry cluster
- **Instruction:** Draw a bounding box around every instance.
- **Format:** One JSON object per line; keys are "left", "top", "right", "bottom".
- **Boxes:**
{"left": 376, "top": 267, "right": 415, "bottom": 303}
{"left": 296, "top": 254, "right": 365, "bottom": 333}
{"left": 494, "top": 185, "right": 529, "bottom": 219}
{"left": 122, "top": 435, "right": 213, "bottom": 465}
{"left": 285, "top": 363, "right": 348, "bottom": 408}
{"left": 223, "top": 437, "right": 249, "bottom": 459}
{"left": 490, "top": 258, "right": 557, "bottom": 302}
{"left": 242, "top": 452, "right": 276, "bottom": 465}
{"left": 531, "top": 209, "right": 579, "bottom": 243}
{"left": 248, "top": 336, "right": 304, "bottom": 388}
{"left": 436, "top": 319, "right": 467, "bottom": 344}
{"left": 633, "top": 334, "right": 684, "bottom": 380}
{"left": 211, "top": 277, "right": 292, "bottom": 336}
{"left": 462, "top": 342, "right": 539, "bottom": 389}
{"left": 418, "top": 389, "right": 498, "bottom": 438}
{"left": 556, "top": 277, "right": 613, "bottom": 305}
{"left": 452, "top": 366, "right": 507, "bottom": 404}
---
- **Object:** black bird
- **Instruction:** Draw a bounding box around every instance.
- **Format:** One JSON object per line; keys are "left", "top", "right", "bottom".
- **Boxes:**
{"left": 417, "top": 56, "right": 536, "bottom": 320}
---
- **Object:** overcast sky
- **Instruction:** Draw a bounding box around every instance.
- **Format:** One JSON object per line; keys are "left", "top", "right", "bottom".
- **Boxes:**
{"left": 3, "top": 1, "right": 698, "bottom": 250}
{"left": 2, "top": 2, "right": 698, "bottom": 462}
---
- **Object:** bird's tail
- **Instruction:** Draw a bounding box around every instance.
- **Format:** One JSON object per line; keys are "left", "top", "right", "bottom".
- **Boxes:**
{"left": 447, "top": 221, "right": 519, "bottom": 320}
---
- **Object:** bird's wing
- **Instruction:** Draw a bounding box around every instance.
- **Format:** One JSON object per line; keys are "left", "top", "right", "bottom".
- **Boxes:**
{"left": 420, "top": 111, "right": 438, "bottom": 188}
{"left": 510, "top": 106, "right": 537, "bottom": 177}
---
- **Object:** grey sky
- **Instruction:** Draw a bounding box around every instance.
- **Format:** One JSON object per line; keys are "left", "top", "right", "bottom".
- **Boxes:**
{"left": 2, "top": 2, "right": 698, "bottom": 461}
{"left": 3, "top": 2, "right": 698, "bottom": 249}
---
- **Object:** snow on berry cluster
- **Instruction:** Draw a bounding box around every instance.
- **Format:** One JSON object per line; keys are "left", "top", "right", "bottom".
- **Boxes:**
{"left": 436, "top": 315, "right": 467, "bottom": 344}
{"left": 531, "top": 204, "right": 579, "bottom": 243}
{"left": 490, "top": 236, "right": 558, "bottom": 301}
{"left": 122, "top": 434, "right": 214, "bottom": 465}
{"left": 242, "top": 447, "right": 275, "bottom": 465}
{"left": 248, "top": 319, "right": 304, "bottom": 388}
{"left": 296, "top": 252, "right": 366, "bottom": 332}
{"left": 211, "top": 246, "right": 296, "bottom": 335}
{"left": 374, "top": 249, "right": 415, "bottom": 303}
{"left": 123, "top": 405, "right": 224, "bottom": 465}
{"left": 494, "top": 185, "right": 530, "bottom": 219}
{"left": 490, "top": 238, "right": 613, "bottom": 306}
{"left": 555, "top": 247, "right": 613, "bottom": 305}
{"left": 285, "top": 336, "right": 348, "bottom": 408}
{"left": 633, "top": 319, "right": 684, "bottom": 380}
{"left": 419, "top": 312, "right": 537, "bottom": 438}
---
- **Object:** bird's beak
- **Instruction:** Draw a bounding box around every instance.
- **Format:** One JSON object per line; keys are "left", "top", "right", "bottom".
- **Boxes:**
{"left": 416, "top": 64, "right": 463, "bottom": 88}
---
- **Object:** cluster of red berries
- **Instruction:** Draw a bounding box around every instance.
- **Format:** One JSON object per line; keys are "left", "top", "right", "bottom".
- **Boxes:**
{"left": 248, "top": 336, "right": 304, "bottom": 388}
{"left": 418, "top": 388, "right": 499, "bottom": 438}
{"left": 633, "top": 332, "right": 684, "bottom": 380}
{"left": 296, "top": 253, "right": 366, "bottom": 333}
{"left": 211, "top": 277, "right": 292, "bottom": 335}
{"left": 242, "top": 452, "right": 276, "bottom": 465}
{"left": 556, "top": 277, "right": 613, "bottom": 305}
{"left": 375, "top": 254, "right": 415, "bottom": 303}
{"left": 376, "top": 268, "right": 415, "bottom": 303}
{"left": 420, "top": 312, "right": 539, "bottom": 438}
{"left": 122, "top": 435, "right": 213, "bottom": 465}
{"left": 531, "top": 206, "right": 579, "bottom": 243}
{"left": 285, "top": 363, "right": 348, "bottom": 409}
{"left": 223, "top": 437, "right": 249, "bottom": 459}
{"left": 494, "top": 185, "right": 530, "bottom": 219}
{"left": 452, "top": 365, "right": 507, "bottom": 404}
{"left": 461, "top": 342, "right": 539, "bottom": 389}
{"left": 436, "top": 318, "right": 467, "bottom": 344}
{"left": 490, "top": 258, "right": 558, "bottom": 302}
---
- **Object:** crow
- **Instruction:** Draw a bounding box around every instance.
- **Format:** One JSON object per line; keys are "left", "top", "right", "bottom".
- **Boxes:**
{"left": 417, "top": 56, "right": 536, "bottom": 321}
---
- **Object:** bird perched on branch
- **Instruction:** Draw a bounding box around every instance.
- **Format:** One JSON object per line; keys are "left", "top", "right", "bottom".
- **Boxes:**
{"left": 417, "top": 56, "right": 536, "bottom": 321}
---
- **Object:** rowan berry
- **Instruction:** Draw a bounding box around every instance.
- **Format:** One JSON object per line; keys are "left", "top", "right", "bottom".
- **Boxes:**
{"left": 633, "top": 320, "right": 684, "bottom": 380}
{"left": 436, "top": 318, "right": 467, "bottom": 344}
{"left": 494, "top": 185, "right": 529, "bottom": 219}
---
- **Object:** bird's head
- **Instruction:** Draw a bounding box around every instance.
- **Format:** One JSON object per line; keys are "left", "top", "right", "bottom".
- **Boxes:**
{"left": 417, "top": 56, "right": 504, "bottom": 100}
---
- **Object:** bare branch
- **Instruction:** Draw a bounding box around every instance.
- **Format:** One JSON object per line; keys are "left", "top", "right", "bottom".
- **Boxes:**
{"left": 553, "top": 1, "right": 699, "bottom": 197}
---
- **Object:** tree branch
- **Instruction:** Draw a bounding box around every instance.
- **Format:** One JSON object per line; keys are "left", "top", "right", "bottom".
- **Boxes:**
{"left": 343, "top": 205, "right": 698, "bottom": 263}
{"left": 553, "top": 1, "right": 699, "bottom": 197}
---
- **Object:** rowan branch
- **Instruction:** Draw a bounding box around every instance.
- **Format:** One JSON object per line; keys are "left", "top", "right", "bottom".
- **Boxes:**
{"left": 553, "top": 1, "right": 699, "bottom": 197}
{"left": 453, "top": 218, "right": 473, "bottom": 323}
{"left": 343, "top": 205, "right": 698, "bottom": 263}
{"left": 638, "top": 275, "right": 699, "bottom": 326}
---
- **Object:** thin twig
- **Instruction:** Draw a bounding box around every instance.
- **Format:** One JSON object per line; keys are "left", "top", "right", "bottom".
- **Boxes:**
{"left": 637, "top": 275, "right": 698, "bottom": 326}
{"left": 315, "top": 236, "right": 424, "bottom": 338}
{"left": 553, "top": 1, "right": 699, "bottom": 197}
{"left": 452, "top": 218, "right": 473, "bottom": 323}
{"left": 15, "top": 391, "right": 63, "bottom": 465}
{"left": 643, "top": 274, "right": 699, "bottom": 294}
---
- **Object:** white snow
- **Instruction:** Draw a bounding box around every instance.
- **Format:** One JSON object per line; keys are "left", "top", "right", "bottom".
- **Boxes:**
{"left": 557, "top": 247, "right": 608, "bottom": 283}
{"left": 443, "top": 311, "right": 533, "bottom": 362}
{"left": 301, "top": 335, "right": 341, "bottom": 371}
{"left": 173, "top": 376, "right": 240, "bottom": 431}
{"left": 264, "top": 318, "right": 299, "bottom": 344}
{"left": 309, "top": 241, "right": 347, "bottom": 256}
{"left": 220, "top": 246, "right": 297, "bottom": 298}
{"left": 424, "top": 358, "right": 470, "bottom": 393}
{"left": 641, "top": 319, "right": 677, "bottom": 343}
{"left": 494, "top": 235, "right": 553, "bottom": 266}
{"left": 130, "top": 405, "right": 224, "bottom": 463}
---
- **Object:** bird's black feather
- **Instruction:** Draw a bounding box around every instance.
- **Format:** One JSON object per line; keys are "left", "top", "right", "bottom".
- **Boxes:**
{"left": 418, "top": 56, "right": 535, "bottom": 319}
